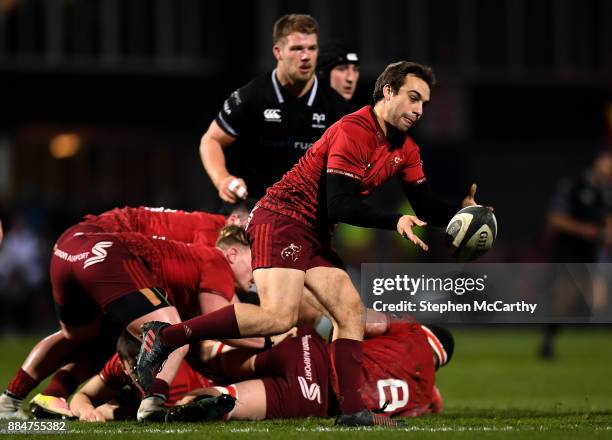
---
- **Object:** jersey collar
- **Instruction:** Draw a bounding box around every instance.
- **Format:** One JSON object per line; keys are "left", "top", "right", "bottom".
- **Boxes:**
{"left": 368, "top": 105, "right": 388, "bottom": 145}
{"left": 271, "top": 69, "right": 318, "bottom": 107}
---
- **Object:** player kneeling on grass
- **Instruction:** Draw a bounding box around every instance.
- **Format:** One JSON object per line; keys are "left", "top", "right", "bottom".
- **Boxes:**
{"left": 183, "top": 322, "right": 452, "bottom": 421}
{"left": 71, "top": 331, "right": 235, "bottom": 422}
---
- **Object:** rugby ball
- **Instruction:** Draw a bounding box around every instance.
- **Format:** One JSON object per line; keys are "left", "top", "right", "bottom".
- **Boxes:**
{"left": 446, "top": 205, "right": 497, "bottom": 261}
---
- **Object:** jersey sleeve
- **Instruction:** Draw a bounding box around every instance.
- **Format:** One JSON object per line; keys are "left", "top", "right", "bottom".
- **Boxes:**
{"left": 197, "top": 248, "right": 235, "bottom": 302}
{"left": 214, "top": 81, "right": 256, "bottom": 138}
{"left": 327, "top": 120, "right": 371, "bottom": 180}
{"left": 399, "top": 141, "right": 426, "bottom": 185}
{"left": 99, "top": 353, "right": 127, "bottom": 391}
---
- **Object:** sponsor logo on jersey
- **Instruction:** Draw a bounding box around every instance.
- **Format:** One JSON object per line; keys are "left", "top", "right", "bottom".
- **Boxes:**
{"left": 311, "top": 112, "right": 326, "bottom": 128}
{"left": 298, "top": 331, "right": 322, "bottom": 404}
{"left": 294, "top": 141, "right": 313, "bottom": 150}
{"left": 263, "top": 108, "right": 282, "bottom": 122}
{"left": 280, "top": 243, "right": 302, "bottom": 261}
{"left": 230, "top": 90, "right": 241, "bottom": 105}
{"left": 298, "top": 376, "right": 321, "bottom": 403}
{"left": 223, "top": 100, "right": 232, "bottom": 115}
{"left": 53, "top": 244, "right": 90, "bottom": 262}
{"left": 144, "top": 206, "right": 177, "bottom": 213}
{"left": 83, "top": 241, "right": 113, "bottom": 269}
{"left": 302, "top": 334, "right": 313, "bottom": 381}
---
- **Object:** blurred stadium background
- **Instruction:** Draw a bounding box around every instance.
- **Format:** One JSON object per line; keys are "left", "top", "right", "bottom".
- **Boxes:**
{"left": 0, "top": 0, "right": 610, "bottom": 380}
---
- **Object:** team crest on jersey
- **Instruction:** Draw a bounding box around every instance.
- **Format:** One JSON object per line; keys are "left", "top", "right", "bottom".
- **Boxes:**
{"left": 281, "top": 243, "right": 302, "bottom": 261}
{"left": 263, "top": 108, "right": 282, "bottom": 122}
{"left": 390, "top": 156, "right": 403, "bottom": 167}
{"left": 311, "top": 112, "right": 326, "bottom": 129}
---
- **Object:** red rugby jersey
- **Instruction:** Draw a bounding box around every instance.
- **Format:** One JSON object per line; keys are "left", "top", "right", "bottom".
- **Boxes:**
{"left": 360, "top": 323, "right": 437, "bottom": 417}
{"left": 99, "top": 353, "right": 211, "bottom": 405}
{"left": 259, "top": 106, "right": 425, "bottom": 229}
{"left": 111, "top": 232, "right": 235, "bottom": 318}
{"left": 83, "top": 206, "right": 226, "bottom": 246}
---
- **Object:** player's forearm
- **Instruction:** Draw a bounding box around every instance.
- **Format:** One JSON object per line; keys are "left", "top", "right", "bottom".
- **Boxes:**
{"left": 200, "top": 136, "right": 230, "bottom": 189}
{"left": 327, "top": 174, "right": 401, "bottom": 229}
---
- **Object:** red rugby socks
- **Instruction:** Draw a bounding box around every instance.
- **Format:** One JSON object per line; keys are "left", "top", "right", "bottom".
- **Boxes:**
{"left": 330, "top": 338, "right": 366, "bottom": 414}
{"left": 160, "top": 305, "right": 241, "bottom": 349}
{"left": 6, "top": 368, "right": 38, "bottom": 400}
{"left": 148, "top": 378, "right": 169, "bottom": 400}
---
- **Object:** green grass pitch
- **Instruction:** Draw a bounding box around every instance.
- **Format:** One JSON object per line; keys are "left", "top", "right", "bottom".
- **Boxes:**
{"left": 1, "top": 327, "right": 611, "bottom": 439}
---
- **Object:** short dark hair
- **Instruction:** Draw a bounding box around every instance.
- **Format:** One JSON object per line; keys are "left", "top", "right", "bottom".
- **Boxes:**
{"left": 116, "top": 331, "right": 140, "bottom": 363}
{"left": 273, "top": 14, "right": 318, "bottom": 44}
{"left": 372, "top": 61, "right": 435, "bottom": 103}
{"left": 216, "top": 225, "right": 249, "bottom": 249}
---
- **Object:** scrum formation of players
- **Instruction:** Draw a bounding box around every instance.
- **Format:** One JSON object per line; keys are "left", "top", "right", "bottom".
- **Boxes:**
{"left": 0, "top": 13, "right": 487, "bottom": 426}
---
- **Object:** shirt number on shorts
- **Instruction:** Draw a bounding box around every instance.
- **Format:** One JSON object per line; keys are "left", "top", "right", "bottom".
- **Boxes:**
{"left": 377, "top": 379, "right": 409, "bottom": 412}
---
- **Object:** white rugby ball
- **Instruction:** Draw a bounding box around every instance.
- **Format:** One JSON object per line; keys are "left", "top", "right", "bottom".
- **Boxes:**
{"left": 446, "top": 205, "right": 497, "bottom": 261}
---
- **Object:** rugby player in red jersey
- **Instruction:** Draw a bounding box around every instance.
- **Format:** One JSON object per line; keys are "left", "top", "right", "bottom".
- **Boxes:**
{"left": 81, "top": 204, "right": 250, "bottom": 246}
{"left": 0, "top": 226, "right": 254, "bottom": 421}
{"left": 0, "top": 205, "right": 247, "bottom": 420}
{"left": 136, "top": 61, "right": 482, "bottom": 426}
{"left": 70, "top": 331, "right": 235, "bottom": 422}
{"left": 176, "top": 322, "right": 451, "bottom": 421}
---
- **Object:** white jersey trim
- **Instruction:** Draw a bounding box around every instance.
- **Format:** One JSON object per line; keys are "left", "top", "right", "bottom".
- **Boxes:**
{"left": 271, "top": 69, "right": 319, "bottom": 106}
{"left": 271, "top": 69, "right": 284, "bottom": 104}
{"left": 307, "top": 75, "right": 318, "bottom": 107}
{"left": 217, "top": 112, "right": 238, "bottom": 137}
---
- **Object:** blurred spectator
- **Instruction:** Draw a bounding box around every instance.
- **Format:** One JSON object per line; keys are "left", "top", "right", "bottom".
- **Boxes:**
{"left": 546, "top": 151, "right": 612, "bottom": 261}
{"left": 0, "top": 216, "right": 47, "bottom": 332}
{"left": 540, "top": 150, "right": 612, "bottom": 358}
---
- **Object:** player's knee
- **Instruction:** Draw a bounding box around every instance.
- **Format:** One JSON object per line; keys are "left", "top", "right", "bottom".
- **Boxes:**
{"left": 271, "top": 311, "right": 299, "bottom": 333}
{"left": 260, "top": 301, "right": 299, "bottom": 333}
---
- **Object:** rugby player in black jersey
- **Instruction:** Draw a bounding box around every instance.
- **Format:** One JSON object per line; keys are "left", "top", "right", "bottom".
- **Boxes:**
{"left": 199, "top": 14, "right": 350, "bottom": 204}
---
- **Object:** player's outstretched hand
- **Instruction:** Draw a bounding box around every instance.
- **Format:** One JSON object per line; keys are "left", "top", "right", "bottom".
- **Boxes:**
{"left": 397, "top": 215, "right": 428, "bottom": 251}
{"left": 461, "top": 183, "right": 494, "bottom": 211}
{"left": 218, "top": 175, "right": 248, "bottom": 204}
